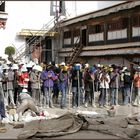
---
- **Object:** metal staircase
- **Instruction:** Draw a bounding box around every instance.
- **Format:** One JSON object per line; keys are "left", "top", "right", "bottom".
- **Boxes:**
{"left": 14, "top": 16, "right": 58, "bottom": 62}
{"left": 67, "top": 36, "right": 84, "bottom": 65}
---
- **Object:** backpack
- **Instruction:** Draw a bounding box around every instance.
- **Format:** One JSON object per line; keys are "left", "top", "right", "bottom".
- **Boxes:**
{"left": 123, "top": 73, "right": 131, "bottom": 84}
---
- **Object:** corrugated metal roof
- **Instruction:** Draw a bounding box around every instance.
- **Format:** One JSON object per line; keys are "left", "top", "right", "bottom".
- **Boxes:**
{"left": 60, "top": 1, "right": 140, "bottom": 27}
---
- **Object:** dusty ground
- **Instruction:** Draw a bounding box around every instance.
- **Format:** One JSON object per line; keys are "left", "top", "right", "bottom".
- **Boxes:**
{"left": 1, "top": 91, "right": 140, "bottom": 139}
{"left": 1, "top": 104, "right": 140, "bottom": 139}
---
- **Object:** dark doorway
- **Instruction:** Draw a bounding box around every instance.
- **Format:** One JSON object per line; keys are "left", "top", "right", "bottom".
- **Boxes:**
{"left": 45, "top": 38, "right": 52, "bottom": 63}
{"left": 82, "top": 29, "right": 87, "bottom": 46}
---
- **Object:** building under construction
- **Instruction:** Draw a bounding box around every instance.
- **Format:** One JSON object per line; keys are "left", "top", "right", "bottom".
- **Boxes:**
{"left": 17, "top": 1, "right": 140, "bottom": 68}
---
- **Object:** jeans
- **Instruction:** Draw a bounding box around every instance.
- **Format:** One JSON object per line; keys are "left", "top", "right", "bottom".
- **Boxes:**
{"left": 110, "top": 88, "right": 118, "bottom": 105}
{"left": 124, "top": 86, "right": 131, "bottom": 104}
{"left": 59, "top": 86, "right": 66, "bottom": 108}
{"left": 98, "top": 88, "right": 108, "bottom": 106}
{"left": 31, "top": 89, "right": 41, "bottom": 106}
{"left": 8, "top": 89, "right": 15, "bottom": 106}
{"left": 72, "top": 87, "right": 83, "bottom": 107}
{"left": 133, "top": 87, "right": 140, "bottom": 105}
{"left": 44, "top": 87, "right": 53, "bottom": 107}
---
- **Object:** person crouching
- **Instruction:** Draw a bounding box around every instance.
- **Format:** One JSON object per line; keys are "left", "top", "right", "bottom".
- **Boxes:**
{"left": 17, "top": 88, "right": 39, "bottom": 121}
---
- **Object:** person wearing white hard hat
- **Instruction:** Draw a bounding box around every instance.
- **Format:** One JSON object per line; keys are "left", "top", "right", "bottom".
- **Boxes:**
{"left": 12, "top": 64, "right": 19, "bottom": 105}
{"left": 18, "top": 65, "right": 29, "bottom": 93}
{"left": 29, "top": 65, "right": 42, "bottom": 106}
{"left": 7, "top": 66, "right": 16, "bottom": 108}
{"left": 1, "top": 64, "right": 9, "bottom": 107}
{"left": 16, "top": 88, "right": 39, "bottom": 121}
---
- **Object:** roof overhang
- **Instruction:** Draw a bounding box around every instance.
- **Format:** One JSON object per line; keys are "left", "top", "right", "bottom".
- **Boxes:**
{"left": 60, "top": 1, "right": 140, "bottom": 27}
{"left": 17, "top": 29, "right": 58, "bottom": 37}
{"left": 59, "top": 42, "right": 140, "bottom": 57}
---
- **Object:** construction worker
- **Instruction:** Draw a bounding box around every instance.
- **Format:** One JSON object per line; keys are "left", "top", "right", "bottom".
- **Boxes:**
{"left": 98, "top": 67, "right": 110, "bottom": 108}
{"left": 110, "top": 66, "right": 120, "bottom": 106}
{"left": 17, "top": 88, "right": 39, "bottom": 121}
{"left": 40, "top": 65, "right": 56, "bottom": 108}
{"left": 12, "top": 64, "right": 19, "bottom": 105}
{"left": 29, "top": 65, "right": 42, "bottom": 106}
{"left": 71, "top": 63, "right": 83, "bottom": 108}
{"left": 133, "top": 67, "right": 140, "bottom": 106}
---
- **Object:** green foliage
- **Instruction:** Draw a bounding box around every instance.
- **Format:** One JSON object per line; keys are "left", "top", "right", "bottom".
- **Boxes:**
{"left": 4, "top": 46, "right": 15, "bottom": 56}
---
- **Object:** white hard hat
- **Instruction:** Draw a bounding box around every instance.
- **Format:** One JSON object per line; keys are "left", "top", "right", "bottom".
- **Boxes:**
{"left": 97, "top": 64, "right": 101, "bottom": 67}
{"left": 12, "top": 64, "right": 19, "bottom": 70}
{"left": 2, "top": 64, "right": 9, "bottom": 69}
{"left": 85, "top": 63, "right": 89, "bottom": 68}
{"left": 122, "top": 66, "right": 127, "bottom": 72}
{"left": 26, "top": 61, "right": 35, "bottom": 68}
{"left": 60, "top": 62, "right": 65, "bottom": 66}
{"left": 33, "top": 65, "right": 43, "bottom": 72}
{"left": 22, "top": 88, "right": 28, "bottom": 93}
{"left": 21, "top": 65, "right": 27, "bottom": 72}
{"left": 19, "top": 61, "right": 25, "bottom": 65}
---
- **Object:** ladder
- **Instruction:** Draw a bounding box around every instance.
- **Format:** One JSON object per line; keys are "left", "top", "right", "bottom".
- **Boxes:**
{"left": 67, "top": 36, "right": 84, "bottom": 65}
{"left": 14, "top": 16, "right": 59, "bottom": 62}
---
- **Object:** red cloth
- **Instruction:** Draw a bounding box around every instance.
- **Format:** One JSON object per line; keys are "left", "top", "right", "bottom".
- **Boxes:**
{"left": 18, "top": 72, "right": 29, "bottom": 87}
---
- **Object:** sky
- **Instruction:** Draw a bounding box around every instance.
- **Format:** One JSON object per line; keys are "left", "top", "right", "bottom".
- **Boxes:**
{"left": 0, "top": 1, "right": 122, "bottom": 59}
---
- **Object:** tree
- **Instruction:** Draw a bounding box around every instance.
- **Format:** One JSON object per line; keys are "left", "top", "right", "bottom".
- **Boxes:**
{"left": 5, "top": 46, "right": 15, "bottom": 61}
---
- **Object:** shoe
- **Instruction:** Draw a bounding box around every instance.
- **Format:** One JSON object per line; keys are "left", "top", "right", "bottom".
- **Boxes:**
{"left": 103, "top": 105, "right": 108, "bottom": 108}
{"left": 92, "top": 103, "right": 96, "bottom": 108}
{"left": 99, "top": 105, "right": 103, "bottom": 108}
{"left": 72, "top": 106, "right": 76, "bottom": 109}
{"left": 61, "top": 106, "right": 65, "bottom": 109}
{"left": 46, "top": 105, "right": 49, "bottom": 109}
{"left": 85, "top": 103, "right": 88, "bottom": 108}
{"left": 50, "top": 105, "right": 54, "bottom": 108}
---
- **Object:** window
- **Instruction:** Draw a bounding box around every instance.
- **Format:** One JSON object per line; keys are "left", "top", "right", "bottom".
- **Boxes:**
{"left": 132, "top": 15, "right": 140, "bottom": 27}
{"left": 0, "top": 2, "right": 5, "bottom": 12}
{"left": 64, "top": 31, "right": 71, "bottom": 38}
{"left": 88, "top": 24, "right": 103, "bottom": 34}
{"left": 107, "top": 18, "right": 128, "bottom": 31}
{"left": 73, "top": 29, "right": 80, "bottom": 37}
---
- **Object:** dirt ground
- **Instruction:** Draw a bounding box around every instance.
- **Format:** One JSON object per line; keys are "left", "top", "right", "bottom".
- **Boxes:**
{"left": 1, "top": 104, "right": 140, "bottom": 139}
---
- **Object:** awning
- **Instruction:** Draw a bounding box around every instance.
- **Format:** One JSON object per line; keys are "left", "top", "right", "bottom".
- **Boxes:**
{"left": 59, "top": 48, "right": 140, "bottom": 57}
{"left": 60, "top": 1, "right": 140, "bottom": 27}
{"left": 17, "top": 29, "right": 58, "bottom": 37}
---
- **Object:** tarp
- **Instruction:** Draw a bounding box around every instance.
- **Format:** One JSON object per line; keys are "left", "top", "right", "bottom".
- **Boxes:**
{"left": 18, "top": 112, "right": 140, "bottom": 139}
{"left": 18, "top": 112, "right": 87, "bottom": 139}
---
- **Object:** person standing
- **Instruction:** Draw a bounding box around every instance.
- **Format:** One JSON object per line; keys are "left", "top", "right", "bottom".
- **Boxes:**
{"left": 98, "top": 67, "right": 110, "bottom": 108}
{"left": 133, "top": 67, "right": 140, "bottom": 106}
{"left": 7, "top": 66, "right": 15, "bottom": 108}
{"left": 0, "top": 69, "right": 5, "bottom": 124}
{"left": 123, "top": 69, "right": 132, "bottom": 105}
{"left": 110, "top": 67, "right": 120, "bottom": 106}
{"left": 29, "top": 65, "right": 42, "bottom": 106}
{"left": 41, "top": 65, "right": 56, "bottom": 108}
{"left": 71, "top": 63, "right": 83, "bottom": 108}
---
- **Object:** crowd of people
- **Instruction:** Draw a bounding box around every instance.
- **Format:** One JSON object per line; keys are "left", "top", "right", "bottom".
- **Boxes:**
{"left": 0, "top": 60, "right": 140, "bottom": 122}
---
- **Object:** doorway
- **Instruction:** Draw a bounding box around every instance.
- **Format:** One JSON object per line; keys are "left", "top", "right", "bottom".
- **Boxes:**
{"left": 82, "top": 29, "right": 87, "bottom": 46}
